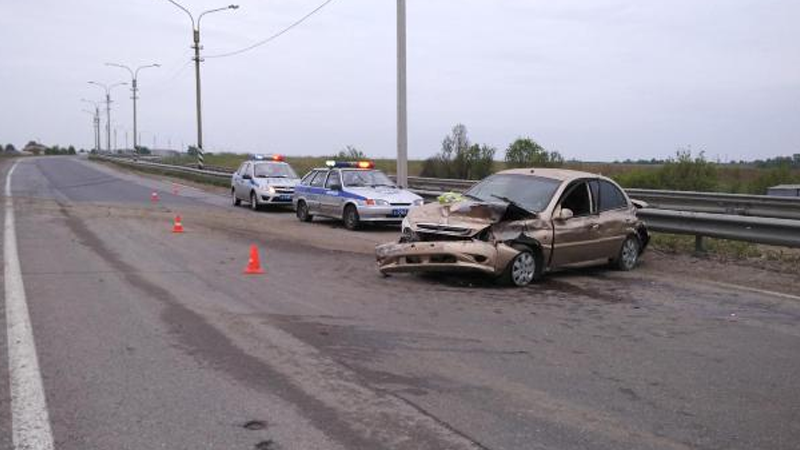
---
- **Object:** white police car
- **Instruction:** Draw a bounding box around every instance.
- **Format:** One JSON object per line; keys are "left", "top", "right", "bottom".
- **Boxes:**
{"left": 231, "top": 154, "right": 300, "bottom": 210}
{"left": 293, "top": 161, "right": 423, "bottom": 230}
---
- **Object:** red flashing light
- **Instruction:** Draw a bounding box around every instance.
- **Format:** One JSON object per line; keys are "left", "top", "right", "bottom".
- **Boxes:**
{"left": 357, "top": 161, "right": 374, "bottom": 169}
{"left": 272, "top": 154, "right": 285, "bottom": 162}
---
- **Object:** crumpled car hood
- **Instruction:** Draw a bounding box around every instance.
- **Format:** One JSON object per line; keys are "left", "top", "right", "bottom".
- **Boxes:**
{"left": 407, "top": 200, "right": 509, "bottom": 232}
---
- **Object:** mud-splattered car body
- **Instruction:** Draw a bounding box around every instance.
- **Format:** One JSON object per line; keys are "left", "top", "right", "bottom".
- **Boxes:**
{"left": 375, "top": 168, "right": 649, "bottom": 286}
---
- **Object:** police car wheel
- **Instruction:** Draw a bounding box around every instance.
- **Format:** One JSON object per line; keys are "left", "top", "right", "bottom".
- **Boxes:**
{"left": 343, "top": 205, "right": 360, "bottom": 230}
{"left": 296, "top": 201, "right": 313, "bottom": 222}
{"left": 231, "top": 189, "right": 241, "bottom": 206}
{"left": 250, "top": 191, "right": 260, "bottom": 211}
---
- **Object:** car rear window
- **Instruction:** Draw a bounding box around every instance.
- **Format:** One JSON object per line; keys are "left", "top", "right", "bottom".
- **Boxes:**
{"left": 599, "top": 180, "right": 628, "bottom": 211}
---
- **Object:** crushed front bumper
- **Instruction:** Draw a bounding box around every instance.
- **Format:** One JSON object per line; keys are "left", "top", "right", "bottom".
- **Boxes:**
{"left": 375, "top": 240, "right": 517, "bottom": 275}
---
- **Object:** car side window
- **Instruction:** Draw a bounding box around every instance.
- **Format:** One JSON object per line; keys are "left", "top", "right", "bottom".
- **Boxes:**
{"left": 560, "top": 182, "right": 592, "bottom": 217}
{"left": 325, "top": 171, "right": 342, "bottom": 190}
{"left": 301, "top": 171, "right": 316, "bottom": 185}
{"left": 236, "top": 163, "right": 247, "bottom": 176}
{"left": 599, "top": 180, "right": 627, "bottom": 211}
{"left": 310, "top": 171, "right": 328, "bottom": 188}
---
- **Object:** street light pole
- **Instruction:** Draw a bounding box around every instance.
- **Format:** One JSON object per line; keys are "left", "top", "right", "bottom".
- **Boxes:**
{"left": 81, "top": 109, "right": 96, "bottom": 150}
{"left": 396, "top": 0, "right": 408, "bottom": 188}
{"left": 81, "top": 99, "right": 102, "bottom": 151}
{"left": 88, "top": 81, "right": 127, "bottom": 152}
{"left": 106, "top": 63, "right": 160, "bottom": 158}
{"left": 164, "top": 0, "right": 239, "bottom": 169}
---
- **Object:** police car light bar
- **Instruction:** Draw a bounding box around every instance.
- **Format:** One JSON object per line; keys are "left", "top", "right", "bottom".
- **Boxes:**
{"left": 252, "top": 154, "right": 285, "bottom": 162}
{"left": 325, "top": 160, "right": 375, "bottom": 169}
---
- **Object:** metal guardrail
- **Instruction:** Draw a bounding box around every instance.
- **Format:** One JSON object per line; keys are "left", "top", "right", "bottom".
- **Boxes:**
{"left": 93, "top": 155, "right": 800, "bottom": 248}
{"left": 638, "top": 209, "right": 800, "bottom": 248}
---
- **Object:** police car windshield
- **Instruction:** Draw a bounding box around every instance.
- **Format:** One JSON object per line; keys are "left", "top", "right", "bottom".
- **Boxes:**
{"left": 254, "top": 163, "right": 297, "bottom": 179}
{"left": 342, "top": 170, "right": 395, "bottom": 188}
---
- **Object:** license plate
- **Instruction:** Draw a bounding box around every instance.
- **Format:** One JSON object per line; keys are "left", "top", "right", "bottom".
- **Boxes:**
{"left": 278, "top": 194, "right": 292, "bottom": 201}
{"left": 391, "top": 208, "right": 408, "bottom": 217}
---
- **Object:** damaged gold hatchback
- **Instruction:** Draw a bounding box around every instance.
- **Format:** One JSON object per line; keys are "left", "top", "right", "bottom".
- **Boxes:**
{"left": 375, "top": 168, "right": 649, "bottom": 286}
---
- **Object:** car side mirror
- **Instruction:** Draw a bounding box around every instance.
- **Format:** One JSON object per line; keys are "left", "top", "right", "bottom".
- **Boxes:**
{"left": 242, "top": 174, "right": 252, "bottom": 180}
{"left": 558, "top": 208, "right": 574, "bottom": 220}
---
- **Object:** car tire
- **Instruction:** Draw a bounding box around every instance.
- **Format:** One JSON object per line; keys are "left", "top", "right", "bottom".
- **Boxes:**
{"left": 232, "top": 189, "right": 241, "bottom": 206}
{"left": 250, "top": 191, "right": 260, "bottom": 211}
{"left": 500, "top": 244, "right": 541, "bottom": 287}
{"left": 614, "top": 235, "right": 640, "bottom": 271}
{"left": 343, "top": 204, "right": 360, "bottom": 231}
{"left": 296, "top": 200, "right": 313, "bottom": 222}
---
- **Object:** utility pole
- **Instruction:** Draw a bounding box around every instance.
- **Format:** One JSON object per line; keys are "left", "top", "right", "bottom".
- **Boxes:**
{"left": 88, "top": 81, "right": 127, "bottom": 152}
{"left": 164, "top": 0, "right": 239, "bottom": 169}
{"left": 106, "top": 63, "right": 160, "bottom": 159}
{"left": 396, "top": 0, "right": 408, "bottom": 188}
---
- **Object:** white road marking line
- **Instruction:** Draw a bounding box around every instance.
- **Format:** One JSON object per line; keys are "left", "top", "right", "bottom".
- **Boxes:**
{"left": 701, "top": 279, "right": 800, "bottom": 302}
{"left": 4, "top": 161, "right": 55, "bottom": 450}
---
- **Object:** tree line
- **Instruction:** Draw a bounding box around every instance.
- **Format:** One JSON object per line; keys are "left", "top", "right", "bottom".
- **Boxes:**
{"left": 420, "top": 123, "right": 563, "bottom": 180}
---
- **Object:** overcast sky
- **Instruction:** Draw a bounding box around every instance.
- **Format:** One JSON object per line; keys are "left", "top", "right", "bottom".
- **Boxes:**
{"left": 1, "top": 0, "right": 798, "bottom": 161}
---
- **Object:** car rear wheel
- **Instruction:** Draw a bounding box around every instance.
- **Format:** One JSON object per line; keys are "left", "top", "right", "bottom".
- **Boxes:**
{"left": 343, "top": 204, "right": 360, "bottom": 230}
{"left": 232, "top": 189, "right": 241, "bottom": 206}
{"left": 296, "top": 200, "right": 313, "bottom": 222}
{"left": 250, "top": 191, "right": 260, "bottom": 211}
{"left": 614, "top": 236, "right": 640, "bottom": 271}
{"left": 500, "top": 245, "right": 540, "bottom": 287}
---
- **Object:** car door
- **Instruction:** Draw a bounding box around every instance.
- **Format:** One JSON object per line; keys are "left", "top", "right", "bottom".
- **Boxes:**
{"left": 321, "top": 170, "right": 344, "bottom": 216}
{"left": 233, "top": 162, "right": 249, "bottom": 199}
{"left": 550, "top": 180, "right": 606, "bottom": 267}
{"left": 307, "top": 170, "right": 328, "bottom": 215}
{"left": 592, "top": 179, "right": 633, "bottom": 258}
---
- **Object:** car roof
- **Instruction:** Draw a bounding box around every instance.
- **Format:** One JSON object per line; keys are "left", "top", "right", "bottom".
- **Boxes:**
{"left": 495, "top": 167, "right": 612, "bottom": 183}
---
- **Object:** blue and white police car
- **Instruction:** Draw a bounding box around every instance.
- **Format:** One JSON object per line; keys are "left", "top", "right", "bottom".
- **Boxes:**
{"left": 231, "top": 154, "right": 300, "bottom": 210}
{"left": 293, "top": 161, "right": 424, "bottom": 230}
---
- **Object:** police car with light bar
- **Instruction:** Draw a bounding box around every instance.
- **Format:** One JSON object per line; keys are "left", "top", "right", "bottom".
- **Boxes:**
{"left": 293, "top": 161, "right": 424, "bottom": 230}
{"left": 231, "top": 154, "right": 300, "bottom": 210}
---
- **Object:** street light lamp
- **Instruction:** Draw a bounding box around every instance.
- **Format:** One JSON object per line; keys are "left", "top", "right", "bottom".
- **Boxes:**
{"left": 105, "top": 63, "right": 160, "bottom": 158}
{"left": 163, "top": 0, "right": 239, "bottom": 169}
{"left": 87, "top": 81, "right": 128, "bottom": 152}
{"left": 81, "top": 98, "right": 102, "bottom": 151}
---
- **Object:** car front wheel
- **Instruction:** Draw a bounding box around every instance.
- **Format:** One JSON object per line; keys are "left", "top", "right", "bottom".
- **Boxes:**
{"left": 501, "top": 245, "right": 540, "bottom": 287}
{"left": 250, "top": 191, "right": 260, "bottom": 211}
{"left": 615, "top": 236, "right": 640, "bottom": 271}
{"left": 296, "top": 200, "right": 313, "bottom": 222}
{"left": 343, "top": 205, "right": 360, "bottom": 230}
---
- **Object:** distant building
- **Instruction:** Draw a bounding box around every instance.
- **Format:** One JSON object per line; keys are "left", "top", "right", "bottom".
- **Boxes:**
{"left": 22, "top": 142, "right": 48, "bottom": 155}
{"left": 767, "top": 185, "right": 800, "bottom": 197}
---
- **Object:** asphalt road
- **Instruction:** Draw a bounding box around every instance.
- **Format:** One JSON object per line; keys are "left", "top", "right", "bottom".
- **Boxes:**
{"left": 1, "top": 156, "right": 799, "bottom": 450}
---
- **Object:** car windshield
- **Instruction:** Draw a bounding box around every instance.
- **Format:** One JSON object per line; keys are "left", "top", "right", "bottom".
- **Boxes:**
{"left": 342, "top": 170, "right": 395, "bottom": 188}
{"left": 253, "top": 162, "right": 298, "bottom": 179}
{"left": 465, "top": 174, "right": 561, "bottom": 212}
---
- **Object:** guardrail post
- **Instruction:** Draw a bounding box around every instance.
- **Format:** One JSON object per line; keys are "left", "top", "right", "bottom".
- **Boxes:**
{"left": 694, "top": 235, "right": 706, "bottom": 254}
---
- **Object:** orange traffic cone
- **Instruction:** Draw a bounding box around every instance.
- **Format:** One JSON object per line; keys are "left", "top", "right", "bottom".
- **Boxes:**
{"left": 172, "top": 215, "right": 184, "bottom": 233}
{"left": 244, "top": 244, "right": 265, "bottom": 274}
{"left": 151, "top": 191, "right": 159, "bottom": 202}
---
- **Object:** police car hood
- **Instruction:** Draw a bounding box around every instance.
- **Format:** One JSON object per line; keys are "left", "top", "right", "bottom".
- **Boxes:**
{"left": 347, "top": 186, "right": 420, "bottom": 203}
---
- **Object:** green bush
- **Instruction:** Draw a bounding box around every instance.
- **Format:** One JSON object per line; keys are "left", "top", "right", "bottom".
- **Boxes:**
{"left": 504, "top": 137, "right": 563, "bottom": 168}
{"left": 420, "top": 124, "right": 495, "bottom": 179}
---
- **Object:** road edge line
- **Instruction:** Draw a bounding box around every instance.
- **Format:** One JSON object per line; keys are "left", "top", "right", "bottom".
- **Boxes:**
{"left": 4, "top": 160, "right": 55, "bottom": 449}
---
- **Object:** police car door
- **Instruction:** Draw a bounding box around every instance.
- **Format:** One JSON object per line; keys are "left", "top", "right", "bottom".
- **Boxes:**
{"left": 234, "top": 162, "right": 251, "bottom": 199}
{"left": 307, "top": 170, "right": 328, "bottom": 215}
{"left": 321, "top": 170, "right": 343, "bottom": 216}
